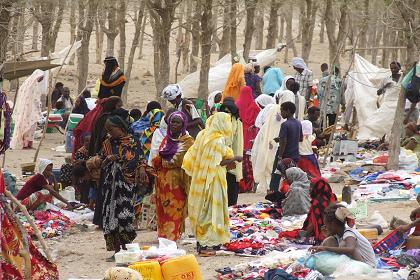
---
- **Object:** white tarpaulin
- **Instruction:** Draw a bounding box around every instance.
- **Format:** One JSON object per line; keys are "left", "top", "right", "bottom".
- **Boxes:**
{"left": 180, "top": 48, "right": 280, "bottom": 98}
{"left": 344, "top": 54, "right": 393, "bottom": 140}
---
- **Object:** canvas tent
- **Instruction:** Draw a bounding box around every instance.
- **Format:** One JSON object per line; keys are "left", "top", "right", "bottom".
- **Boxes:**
{"left": 344, "top": 54, "right": 397, "bottom": 140}
{"left": 179, "top": 48, "right": 282, "bottom": 98}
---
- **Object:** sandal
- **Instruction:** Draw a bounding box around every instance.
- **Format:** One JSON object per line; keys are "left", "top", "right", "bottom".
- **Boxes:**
{"left": 106, "top": 255, "right": 115, "bottom": 262}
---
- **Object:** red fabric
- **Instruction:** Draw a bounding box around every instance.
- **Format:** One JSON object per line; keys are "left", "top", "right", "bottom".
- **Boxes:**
{"left": 15, "top": 174, "right": 48, "bottom": 200}
{"left": 280, "top": 181, "right": 289, "bottom": 193}
{"left": 0, "top": 170, "right": 3, "bottom": 194}
{"left": 302, "top": 177, "right": 337, "bottom": 241}
{"left": 240, "top": 154, "right": 254, "bottom": 192}
{"left": 279, "top": 229, "right": 300, "bottom": 239}
{"left": 236, "top": 86, "right": 260, "bottom": 151}
{"left": 224, "top": 239, "right": 263, "bottom": 252}
{"left": 297, "top": 155, "right": 321, "bottom": 179}
{"left": 72, "top": 99, "right": 105, "bottom": 158}
{"left": 415, "top": 213, "right": 420, "bottom": 234}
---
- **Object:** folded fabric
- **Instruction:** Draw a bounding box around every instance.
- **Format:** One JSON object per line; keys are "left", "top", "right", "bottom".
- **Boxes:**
{"left": 264, "top": 269, "right": 298, "bottom": 280}
{"left": 279, "top": 229, "right": 300, "bottom": 239}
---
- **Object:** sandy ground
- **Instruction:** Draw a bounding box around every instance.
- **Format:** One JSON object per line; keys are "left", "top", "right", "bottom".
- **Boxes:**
{"left": 1, "top": 9, "right": 405, "bottom": 280}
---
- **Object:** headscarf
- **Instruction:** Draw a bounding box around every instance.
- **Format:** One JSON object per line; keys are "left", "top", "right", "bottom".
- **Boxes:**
{"left": 106, "top": 115, "right": 129, "bottom": 132}
{"left": 255, "top": 94, "right": 275, "bottom": 108}
{"left": 301, "top": 120, "right": 313, "bottom": 135}
{"left": 131, "top": 102, "right": 162, "bottom": 136}
{"left": 220, "top": 99, "right": 240, "bottom": 119}
{"left": 262, "top": 67, "right": 284, "bottom": 95}
{"left": 291, "top": 57, "right": 307, "bottom": 69}
{"left": 275, "top": 75, "right": 295, "bottom": 98}
{"left": 161, "top": 84, "right": 182, "bottom": 101}
{"left": 406, "top": 122, "right": 418, "bottom": 134}
{"left": 277, "top": 158, "right": 296, "bottom": 177}
{"left": 303, "top": 177, "right": 337, "bottom": 241}
{"left": 148, "top": 117, "right": 168, "bottom": 166}
{"left": 335, "top": 206, "right": 356, "bottom": 228}
{"left": 236, "top": 86, "right": 260, "bottom": 150}
{"left": 140, "top": 109, "right": 164, "bottom": 160}
{"left": 159, "top": 111, "right": 188, "bottom": 160}
{"left": 255, "top": 103, "right": 275, "bottom": 129}
{"left": 244, "top": 63, "right": 254, "bottom": 73}
{"left": 208, "top": 90, "right": 222, "bottom": 108}
{"left": 38, "top": 159, "right": 53, "bottom": 174}
{"left": 223, "top": 63, "right": 245, "bottom": 101}
{"left": 72, "top": 96, "right": 90, "bottom": 115}
{"left": 285, "top": 167, "right": 310, "bottom": 189}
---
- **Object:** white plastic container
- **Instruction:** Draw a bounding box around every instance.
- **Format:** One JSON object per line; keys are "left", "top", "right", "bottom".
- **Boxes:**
{"left": 126, "top": 243, "right": 140, "bottom": 252}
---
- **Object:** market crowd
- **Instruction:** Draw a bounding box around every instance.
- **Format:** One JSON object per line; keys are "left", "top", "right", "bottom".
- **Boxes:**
{"left": 15, "top": 55, "right": 420, "bottom": 265}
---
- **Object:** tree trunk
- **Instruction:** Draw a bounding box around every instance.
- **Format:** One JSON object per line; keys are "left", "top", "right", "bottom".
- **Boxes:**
{"left": 266, "top": 0, "right": 280, "bottom": 49}
{"left": 32, "top": 20, "right": 39, "bottom": 51}
{"left": 297, "top": 0, "right": 305, "bottom": 41}
{"left": 102, "top": 0, "right": 119, "bottom": 57}
{"left": 147, "top": 0, "right": 181, "bottom": 98}
{"left": 16, "top": 10, "right": 25, "bottom": 54}
{"left": 210, "top": 3, "right": 219, "bottom": 53}
{"left": 243, "top": 0, "right": 256, "bottom": 62}
{"left": 357, "top": 0, "right": 369, "bottom": 57}
{"left": 219, "top": 0, "right": 230, "bottom": 58}
{"left": 137, "top": 13, "right": 148, "bottom": 59}
{"left": 301, "top": 0, "right": 318, "bottom": 62}
{"left": 254, "top": 0, "right": 264, "bottom": 50}
{"left": 0, "top": 1, "right": 12, "bottom": 63}
{"left": 387, "top": 88, "right": 406, "bottom": 170}
{"left": 371, "top": 20, "right": 383, "bottom": 65}
{"left": 283, "top": 1, "right": 296, "bottom": 63}
{"left": 279, "top": 14, "right": 285, "bottom": 42}
{"left": 181, "top": 0, "right": 192, "bottom": 71}
{"left": 95, "top": 17, "right": 103, "bottom": 64}
{"left": 49, "top": 0, "right": 65, "bottom": 53}
{"left": 10, "top": 13, "right": 19, "bottom": 57}
{"left": 77, "top": 0, "right": 99, "bottom": 93}
{"left": 319, "top": 14, "right": 325, "bottom": 43}
{"left": 198, "top": 0, "right": 213, "bottom": 100}
{"left": 230, "top": 0, "right": 237, "bottom": 62}
{"left": 117, "top": 0, "right": 126, "bottom": 71}
{"left": 32, "top": 0, "right": 57, "bottom": 58}
{"left": 381, "top": 24, "right": 390, "bottom": 68}
{"left": 325, "top": 0, "right": 348, "bottom": 68}
{"left": 124, "top": 0, "right": 146, "bottom": 105}
{"left": 68, "top": 3, "right": 76, "bottom": 64}
{"left": 189, "top": 0, "right": 201, "bottom": 73}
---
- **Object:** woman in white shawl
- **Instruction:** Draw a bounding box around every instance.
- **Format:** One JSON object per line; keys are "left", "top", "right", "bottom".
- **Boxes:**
{"left": 282, "top": 167, "right": 311, "bottom": 216}
{"left": 11, "top": 69, "right": 47, "bottom": 149}
{"left": 148, "top": 108, "right": 177, "bottom": 166}
{"left": 251, "top": 76, "right": 297, "bottom": 193}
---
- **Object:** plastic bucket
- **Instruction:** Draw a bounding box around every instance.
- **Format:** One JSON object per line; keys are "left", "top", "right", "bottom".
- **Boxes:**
{"left": 129, "top": 260, "right": 163, "bottom": 280}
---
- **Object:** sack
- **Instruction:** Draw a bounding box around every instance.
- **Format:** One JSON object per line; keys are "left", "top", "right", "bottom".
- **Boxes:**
{"left": 406, "top": 63, "right": 420, "bottom": 103}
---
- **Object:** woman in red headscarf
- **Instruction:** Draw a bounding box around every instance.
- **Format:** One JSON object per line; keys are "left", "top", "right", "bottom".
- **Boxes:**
{"left": 235, "top": 86, "right": 261, "bottom": 192}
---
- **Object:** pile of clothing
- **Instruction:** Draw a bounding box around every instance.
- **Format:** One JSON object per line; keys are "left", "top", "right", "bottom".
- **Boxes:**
{"left": 18, "top": 209, "right": 74, "bottom": 239}
{"left": 224, "top": 203, "right": 307, "bottom": 255}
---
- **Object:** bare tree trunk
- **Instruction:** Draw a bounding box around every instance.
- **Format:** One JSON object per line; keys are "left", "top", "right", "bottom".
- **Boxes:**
{"left": 297, "top": 0, "right": 305, "bottom": 41}
{"left": 381, "top": 24, "right": 390, "bottom": 68}
{"left": 77, "top": 0, "right": 99, "bottom": 93}
{"left": 319, "top": 14, "right": 325, "bottom": 43}
{"left": 325, "top": 0, "right": 348, "bottom": 68}
{"left": 49, "top": 0, "right": 65, "bottom": 53}
{"left": 175, "top": 0, "right": 185, "bottom": 79}
{"left": 189, "top": 0, "right": 201, "bottom": 72}
{"left": 266, "top": 0, "right": 280, "bottom": 49}
{"left": 32, "top": 20, "right": 39, "bottom": 51}
{"left": 301, "top": 0, "right": 318, "bottom": 62}
{"left": 124, "top": 0, "right": 146, "bottom": 104}
{"left": 147, "top": 0, "right": 181, "bottom": 98}
{"left": 283, "top": 1, "right": 296, "bottom": 62}
{"left": 357, "top": 0, "right": 369, "bottom": 57}
{"left": 371, "top": 20, "right": 382, "bottom": 65}
{"left": 390, "top": 30, "right": 399, "bottom": 61}
{"left": 243, "top": 0, "right": 256, "bottom": 62}
{"left": 32, "top": 0, "right": 58, "bottom": 57}
{"left": 101, "top": 0, "right": 119, "bottom": 57}
{"left": 9, "top": 12, "right": 19, "bottom": 57}
{"left": 16, "top": 10, "right": 25, "bottom": 54}
{"left": 137, "top": 13, "right": 148, "bottom": 59}
{"left": 181, "top": 0, "right": 192, "bottom": 71}
{"left": 219, "top": 0, "right": 230, "bottom": 58}
{"left": 230, "top": 0, "right": 237, "bottom": 63}
{"left": 254, "top": 0, "right": 264, "bottom": 50}
{"left": 210, "top": 3, "right": 219, "bottom": 53}
{"left": 95, "top": 17, "right": 103, "bottom": 64}
{"left": 279, "top": 14, "right": 285, "bottom": 42}
{"left": 198, "top": 0, "right": 213, "bottom": 100}
{"left": 387, "top": 88, "right": 406, "bottom": 170}
{"left": 68, "top": 3, "right": 76, "bottom": 64}
{"left": 117, "top": 0, "right": 126, "bottom": 71}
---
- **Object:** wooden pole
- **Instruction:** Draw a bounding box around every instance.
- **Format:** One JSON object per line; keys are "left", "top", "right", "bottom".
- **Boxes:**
{"left": 387, "top": 87, "right": 406, "bottom": 170}
{"left": 5, "top": 190, "right": 53, "bottom": 261}
{"left": 33, "top": 42, "right": 74, "bottom": 163}
{"left": 343, "top": 46, "right": 407, "bottom": 52}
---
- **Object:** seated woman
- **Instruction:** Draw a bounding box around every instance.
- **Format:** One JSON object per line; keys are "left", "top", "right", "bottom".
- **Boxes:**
{"left": 281, "top": 167, "right": 311, "bottom": 216}
{"left": 16, "top": 159, "right": 75, "bottom": 211}
{"left": 311, "top": 204, "right": 376, "bottom": 268}
{"left": 72, "top": 95, "right": 91, "bottom": 115}
{"left": 302, "top": 178, "right": 337, "bottom": 241}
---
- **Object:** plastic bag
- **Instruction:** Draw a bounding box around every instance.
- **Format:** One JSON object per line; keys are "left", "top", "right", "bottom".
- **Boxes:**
{"left": 399, "top": 148, "right": 419, "bottom": 172}
{"left": 332, "top": 259, "right": 374, "bottom": 278}
{"left": 304, "top": 252, "right": 351, "bottom": 275}
{"left": 368, "top": 211, "right": 389, "bottom": 229}
{"left": 142, "top": 238, "right": 186, "bottom": 259}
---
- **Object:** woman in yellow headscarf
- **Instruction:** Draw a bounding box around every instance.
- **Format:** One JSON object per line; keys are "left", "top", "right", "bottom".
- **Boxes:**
{"left": 182, "top": 112, "right": 242, "bottom": 256}
{"left": 222, "top": 63, "right": 245, "bottom": 101}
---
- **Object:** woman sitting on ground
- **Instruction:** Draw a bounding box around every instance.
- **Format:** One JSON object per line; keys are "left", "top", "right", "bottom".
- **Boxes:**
{"left": 301, "top": 178, "right": 337, "bottom": 241}
{"left": 310, "top": 204, "right": 376, "bottom": 268}
{"left": 16, "top": 159, "right": 76, "bottom": 211}
{"left": 281, "top": 167, "right": 311, "bottom": 216}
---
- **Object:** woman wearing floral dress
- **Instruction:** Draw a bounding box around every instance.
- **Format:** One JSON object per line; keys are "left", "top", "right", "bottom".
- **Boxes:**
{"left": 152, "top": 111, "right": 194, "bottom": 241}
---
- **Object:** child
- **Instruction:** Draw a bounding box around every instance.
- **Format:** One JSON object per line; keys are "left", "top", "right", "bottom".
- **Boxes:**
{"left": 75, "top": 134, "right": 90, "bottom": 161}
{"left": 130, "top": 108, "right": 142, "bottom": 122}
{"left": 397, "top": 195, "right": 420, "bottom": 235}
{"left": 268, "top": 102, "right": 303, "bottom": 192}
{"left": 310, "top": 204, "right": 376, "bottom": 268}
{"left": 72, "top": 157, "right": 102, "bottom": 210}
{"left": 298, "top": 120, "right": 321, "bottom": 178}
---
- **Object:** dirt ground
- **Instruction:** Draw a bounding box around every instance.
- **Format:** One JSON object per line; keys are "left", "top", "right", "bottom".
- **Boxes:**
{"left": 1, "top": 11, "right": 406, "bottom": 280}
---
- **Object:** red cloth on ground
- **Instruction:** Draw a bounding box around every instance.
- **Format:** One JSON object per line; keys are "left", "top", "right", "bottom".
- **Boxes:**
{"left": 236, "top": 86, "right": 260, "bottom": 151}
{"left": 15, "top": 174, "right": 48, "bottom": 200}
{"left": 279, "top": 229, "right": 300, "bottom": 239}
{"left": 302, "top": 177, "right": 337, "bottom": 241}
{"left": 224, "top": 239, "right": 264, "bottom": 252}
{"left": 72, "top": 99, "right": 105, "bottom": 159}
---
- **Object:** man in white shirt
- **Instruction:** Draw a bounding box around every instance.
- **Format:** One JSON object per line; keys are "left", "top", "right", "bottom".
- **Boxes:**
{"left": 292, "top": 57, "right": 313, "bottom": 102}
{"left": 57, "top": 87, "right": 74, "bottom": 112}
